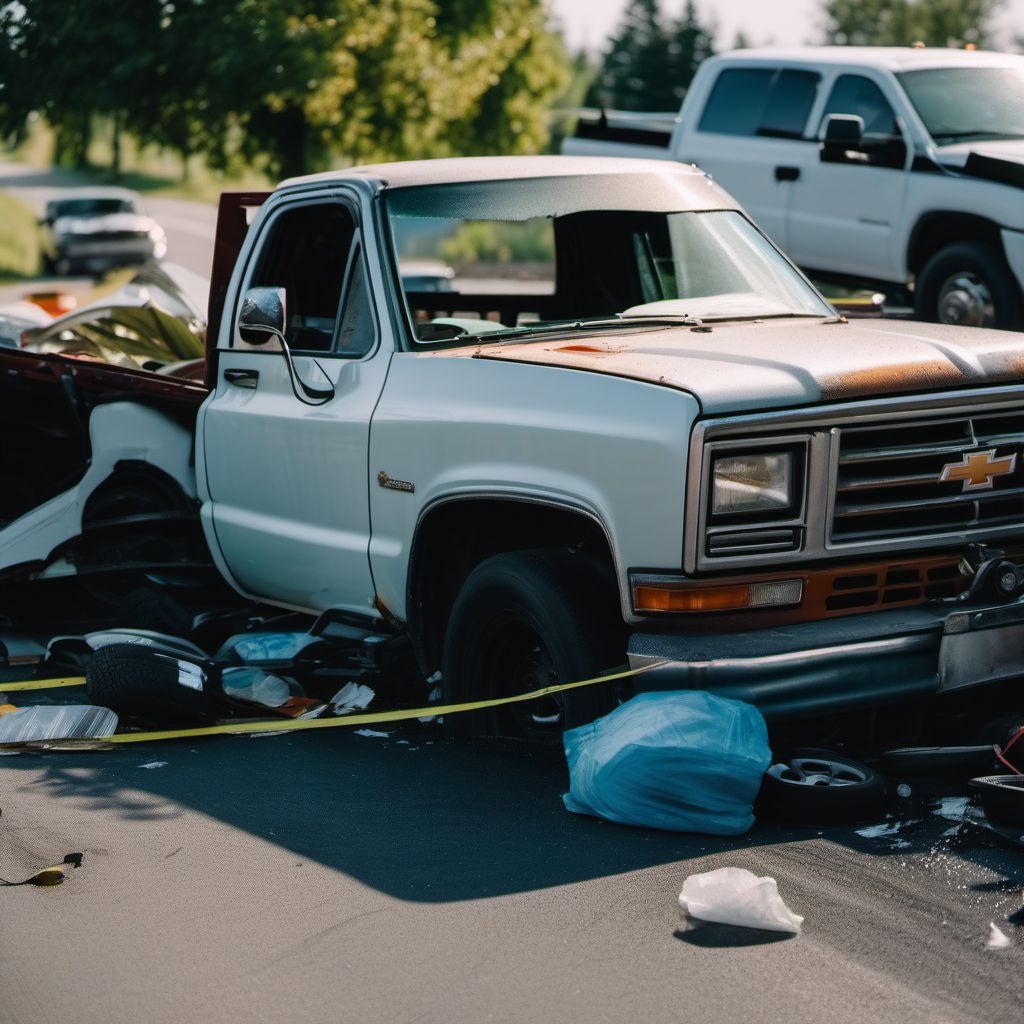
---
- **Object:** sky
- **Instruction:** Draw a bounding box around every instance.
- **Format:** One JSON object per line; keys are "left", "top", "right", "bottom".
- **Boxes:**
{"left": 552, "top": 0, "right": 1024, "bottom": 52}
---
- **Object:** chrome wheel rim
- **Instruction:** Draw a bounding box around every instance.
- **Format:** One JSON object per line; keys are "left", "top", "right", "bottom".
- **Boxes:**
{"left": 937, "top": 271, "right": 995, "bottom": 328}
{"left": 767, "top": 756, "right": 867, "bottom": 788}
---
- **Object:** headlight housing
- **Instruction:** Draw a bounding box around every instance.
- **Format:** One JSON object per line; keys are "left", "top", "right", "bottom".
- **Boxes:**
{"left": 712, "top": 451, "right": 794, "bottom": 516}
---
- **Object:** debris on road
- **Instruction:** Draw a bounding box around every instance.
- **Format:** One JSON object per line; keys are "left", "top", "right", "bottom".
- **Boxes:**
{"left": 986, "top": 923, "right": 1012, "bottom": 950}
{"left": 563, "top": 691, "right": 770, "bottom": 834}
{"left": 330, "top": 682, "right": 375, "bottom": 714}
{"left": 0, "top": 705, "right": 117, "bottom": 746}
{"left": 856, "top": 821, "right": 904, "bottom": 838}
{"left": 138, "top": 761, "right": 168, "bottom": 769}
{"left": 757, "top": 749, "right": 885, "bottom": 825}
{"left": 679, "top": 867, "right": 803, "bottom": 934}
{"left": 354, "top": 728, "right": 390, "bottom": 739}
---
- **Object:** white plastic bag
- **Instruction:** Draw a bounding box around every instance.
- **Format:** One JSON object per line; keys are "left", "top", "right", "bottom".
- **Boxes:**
{"left": 679, "top": 867, "right": 803, "bottom": 934}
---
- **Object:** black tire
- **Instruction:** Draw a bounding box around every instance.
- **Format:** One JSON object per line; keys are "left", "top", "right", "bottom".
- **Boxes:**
{"left": 85, "top": 642, "right": 220, "bottom": 726}
{"left": 756, "top": 747, "right": 886, "bottom": 825}
{"left": 440, "top": 548, "right": 626, "bottom": 741}
{"left": 914, "top": 241, "right": 1023, "bottom": 330}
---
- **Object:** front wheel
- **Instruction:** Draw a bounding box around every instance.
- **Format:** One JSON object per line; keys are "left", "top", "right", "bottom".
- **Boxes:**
{"left": 440, "top": 549, "right": 626, "bottom": 741}
{"left": 914, "top": 241, "right": 1023, "bottom": 330}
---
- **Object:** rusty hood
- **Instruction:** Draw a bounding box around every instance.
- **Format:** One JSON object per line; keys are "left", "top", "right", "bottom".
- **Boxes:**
{"left": 436, "top": 317, "right": 1024, "bottom": 413}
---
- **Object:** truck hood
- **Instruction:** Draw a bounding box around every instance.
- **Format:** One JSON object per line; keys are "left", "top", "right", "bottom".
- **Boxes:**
{"left": 447, "top": 317, "right": 1024, "bottom": 413}
{"left": 935, "top": 138, "right": 1024, "bottom": 168}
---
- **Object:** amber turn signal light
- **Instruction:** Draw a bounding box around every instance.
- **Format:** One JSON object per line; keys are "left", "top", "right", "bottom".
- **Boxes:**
{"left": 633, "top": 579, "right": 803, "bottom": 613}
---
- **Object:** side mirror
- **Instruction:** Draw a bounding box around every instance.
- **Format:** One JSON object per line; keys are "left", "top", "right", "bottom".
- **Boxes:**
{"left": 238, "top": 286, "right": 286, "bottom": 346}
{"left": 821, "top": 114, "right": 864, "bottom": 163}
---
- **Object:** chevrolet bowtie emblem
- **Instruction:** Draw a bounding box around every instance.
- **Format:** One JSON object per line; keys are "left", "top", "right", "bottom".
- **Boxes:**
{"left": 938, "top": 449, "right": 1017, "bottom": 492}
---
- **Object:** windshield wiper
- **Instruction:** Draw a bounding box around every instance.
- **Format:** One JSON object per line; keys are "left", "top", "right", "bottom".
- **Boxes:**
{"left": 463, "top": 315, "right": 703, "bottom": 345}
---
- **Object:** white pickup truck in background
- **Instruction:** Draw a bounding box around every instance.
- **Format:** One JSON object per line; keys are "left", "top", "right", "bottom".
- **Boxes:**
{"left": 566, "top": 47, "right": 1024, "bottom": 331}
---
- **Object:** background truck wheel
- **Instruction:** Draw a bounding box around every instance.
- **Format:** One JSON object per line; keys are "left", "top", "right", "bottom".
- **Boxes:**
{"left": 440, "top": 548, "right": 625, "bottom": 741}
{"left": 756, "top": 748, "right": 886, "bottom": 825}
{"left": 914, "top": 241, "right": 1023, "bottom": 330}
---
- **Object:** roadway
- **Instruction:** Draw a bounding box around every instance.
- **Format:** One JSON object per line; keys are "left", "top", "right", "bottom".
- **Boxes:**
{"left": 1, "top": 717, "right": 1022, "bottom": 1024}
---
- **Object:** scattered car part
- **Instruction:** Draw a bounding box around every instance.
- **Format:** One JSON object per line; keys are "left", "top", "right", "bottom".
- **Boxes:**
{"left": 880, "top": 745, "right": 998, "bottom": 779}
{"left": 757, "top": 748, "right": 885, "bottom": 825}
{"left": 563, "top": 690, "right": 771, "bottom": 834}
{"left": 679, "top": 866, "right": 803, "bottom": 934}
{"left": 0, "top": 704, "right": 117, "bottom": 746}
{"left": 969, "top": 775, "right": 1024, "bottom": 830}
{"left": 85, "top": 642, "right": 223, "bottom": 725}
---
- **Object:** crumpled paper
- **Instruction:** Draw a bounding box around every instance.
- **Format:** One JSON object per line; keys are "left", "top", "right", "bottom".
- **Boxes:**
{"left": 679, "top": 867, "right": 804, "bottom": 934}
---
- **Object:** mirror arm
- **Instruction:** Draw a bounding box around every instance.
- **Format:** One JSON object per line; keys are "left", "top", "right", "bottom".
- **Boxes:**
{"left": 279, "top": 341, "right": 335, "bottom": 405}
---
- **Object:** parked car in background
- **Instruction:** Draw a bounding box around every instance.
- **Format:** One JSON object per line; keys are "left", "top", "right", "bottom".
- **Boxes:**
{"left": 566, "top": 47, "right": 1024, "bottom": 331}
{"left": 39, "top": 187, "right": 167, "bottom": 276}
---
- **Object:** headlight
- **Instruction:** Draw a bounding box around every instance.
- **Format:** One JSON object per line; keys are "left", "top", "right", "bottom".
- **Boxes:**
{"left": 712, "top": 451, "right": 793, "bottom": 516}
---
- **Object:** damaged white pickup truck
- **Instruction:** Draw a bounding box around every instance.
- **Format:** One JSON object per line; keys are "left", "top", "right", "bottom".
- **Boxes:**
{"left": 5, "top": 156, "right": 1024, "bottom": 735}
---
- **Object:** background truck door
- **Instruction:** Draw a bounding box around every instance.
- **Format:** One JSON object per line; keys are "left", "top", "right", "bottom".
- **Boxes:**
{"left": 681, "top": 65, "right": 822, "bottom": 251}
{"left": 786, "top": 73, "right": 910, "bottom": 282}
{"left": 201, "top": 196, "right": 388, "bottom": 615}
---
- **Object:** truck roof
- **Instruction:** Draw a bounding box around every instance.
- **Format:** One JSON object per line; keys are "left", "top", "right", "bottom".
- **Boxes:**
{"left": 715, "top": 45, "right": 1024, "bottom": 73}
{"left": 280, "top": 154, "right": 705, "bottom": 192}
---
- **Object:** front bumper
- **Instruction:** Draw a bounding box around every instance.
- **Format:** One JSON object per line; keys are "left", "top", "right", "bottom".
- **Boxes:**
{"left": 628, "top": 598, "right": 1024, "bottom": 720}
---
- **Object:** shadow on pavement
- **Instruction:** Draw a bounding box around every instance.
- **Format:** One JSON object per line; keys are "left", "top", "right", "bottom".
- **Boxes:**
{"left": 2, "top": 720, "right": 1021, "bottom": 905}
{"left": 674, "top": 922, "right": 795, "bottom": 947}
{"left": 0, "top": 726, "right": 777, "bottom": 902}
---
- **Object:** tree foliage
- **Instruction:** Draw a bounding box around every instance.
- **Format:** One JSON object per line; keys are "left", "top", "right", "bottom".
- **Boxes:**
{"left": 821, "top": 0, "right": 1002, "bottom": 47}
{"left": 0, "top": 0, "right": 570, "bottom": 179}
{"left": 586, "top": 0, "right": 714, "bottom": 112}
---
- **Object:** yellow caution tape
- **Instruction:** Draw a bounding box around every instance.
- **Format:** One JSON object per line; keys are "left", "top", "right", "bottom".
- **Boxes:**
{"left": 0, "top": 662, "right": 662, "bottom": 748}
{"left": 106, "top": 661, "right": 659, "bottom": 744}
{"left": 1, "top": 676, "right": 86, "bottom": 693}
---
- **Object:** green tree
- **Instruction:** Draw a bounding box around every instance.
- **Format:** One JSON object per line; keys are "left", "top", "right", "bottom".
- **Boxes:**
{"left": 586, "top": 0, "right": 714, "bottom": 112}
{"left": 666, "top": 0, "right": 715, "bottom": 106}
{"left": 821, "top": 0, "right": 1002, "bottom": 47}
{"left": 586, "top": 0, "right": 674, "bottom": 111}
{"left": 0, "top": 0, "right": 161, "bottom": 168}
{"left": 1, "top": 0, "right": 570, "bottom": 180}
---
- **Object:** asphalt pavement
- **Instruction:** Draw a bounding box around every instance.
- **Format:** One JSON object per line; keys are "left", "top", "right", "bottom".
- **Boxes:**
{"left": 1, "top": 719, "right": 1022, "bottom": 1024}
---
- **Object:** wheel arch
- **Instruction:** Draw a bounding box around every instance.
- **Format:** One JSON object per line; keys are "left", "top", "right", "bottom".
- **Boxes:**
{"left": 405, "top": 492, "right": 623, "bottom": 675}
{"left": 907, "top": 211, "right": 1005, "bottom": 277}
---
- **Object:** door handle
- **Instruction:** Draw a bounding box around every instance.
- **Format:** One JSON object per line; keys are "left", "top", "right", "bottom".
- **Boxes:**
{"left": 775, "top": 165, "right": 800, "bottom": 182}
{"left": 224, "top": 368, "right": 259, "bottom": 389}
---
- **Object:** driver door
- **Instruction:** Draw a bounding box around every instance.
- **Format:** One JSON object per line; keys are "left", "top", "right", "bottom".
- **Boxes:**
{"left": 200, "top": 195, "right": 389, "bottom": 616}
{"left": 786, "top": 73, "right": 910, "bottom": 281}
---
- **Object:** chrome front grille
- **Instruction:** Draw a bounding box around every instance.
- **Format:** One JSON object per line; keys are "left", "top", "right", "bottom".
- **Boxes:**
{"left": 832, "top": 411, "right": 1024, "bottom": 543}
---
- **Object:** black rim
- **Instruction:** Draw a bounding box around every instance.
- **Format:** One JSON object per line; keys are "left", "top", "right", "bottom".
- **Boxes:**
{"left": 479, "top": 614, "right": 563, "bottom": 739}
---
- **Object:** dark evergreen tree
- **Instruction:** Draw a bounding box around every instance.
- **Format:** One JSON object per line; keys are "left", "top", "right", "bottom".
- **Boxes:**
{"left": 586, "top": 0, "right": 714, "bottom": 112}
{"left": 666, "top": 0, "right": 716, "bottom": 105}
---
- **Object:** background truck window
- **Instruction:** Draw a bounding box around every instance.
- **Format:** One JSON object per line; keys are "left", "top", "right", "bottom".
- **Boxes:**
{"left": 819, "top": 74, "right": 906, "bottom": 168}
{"left": 698, "top": 68, "right": 819, "bottom": 139}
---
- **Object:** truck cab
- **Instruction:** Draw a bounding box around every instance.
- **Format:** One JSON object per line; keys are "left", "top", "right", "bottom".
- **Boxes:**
{"left": 567, "top": 47, "right": 1024, "bottom": 331}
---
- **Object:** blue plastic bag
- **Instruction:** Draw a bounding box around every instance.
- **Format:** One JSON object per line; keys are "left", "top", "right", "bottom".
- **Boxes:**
{"left": 562, "top": 690, "right": 771, "bottom": 834}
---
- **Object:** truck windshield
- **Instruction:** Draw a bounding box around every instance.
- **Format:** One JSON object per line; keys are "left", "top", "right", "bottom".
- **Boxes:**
{"left": 898, "top": 67, "right": 1024, "bottom": 144}
{"left": 386, "top": 179, "right": 831, "bottom": 343}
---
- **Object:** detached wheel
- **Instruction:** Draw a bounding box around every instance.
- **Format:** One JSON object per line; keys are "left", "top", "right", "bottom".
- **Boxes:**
{"left": 441, "top": 549, "right": 625, "bottom": 741}
{"left": 85, "top": 642, "right": 220, "bottom": 726}
{"left": 915, "top": 241, "right": 1023, "bottom": 330}
{"left": 756, "top": 748, "right": 885, "bottom": 825}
